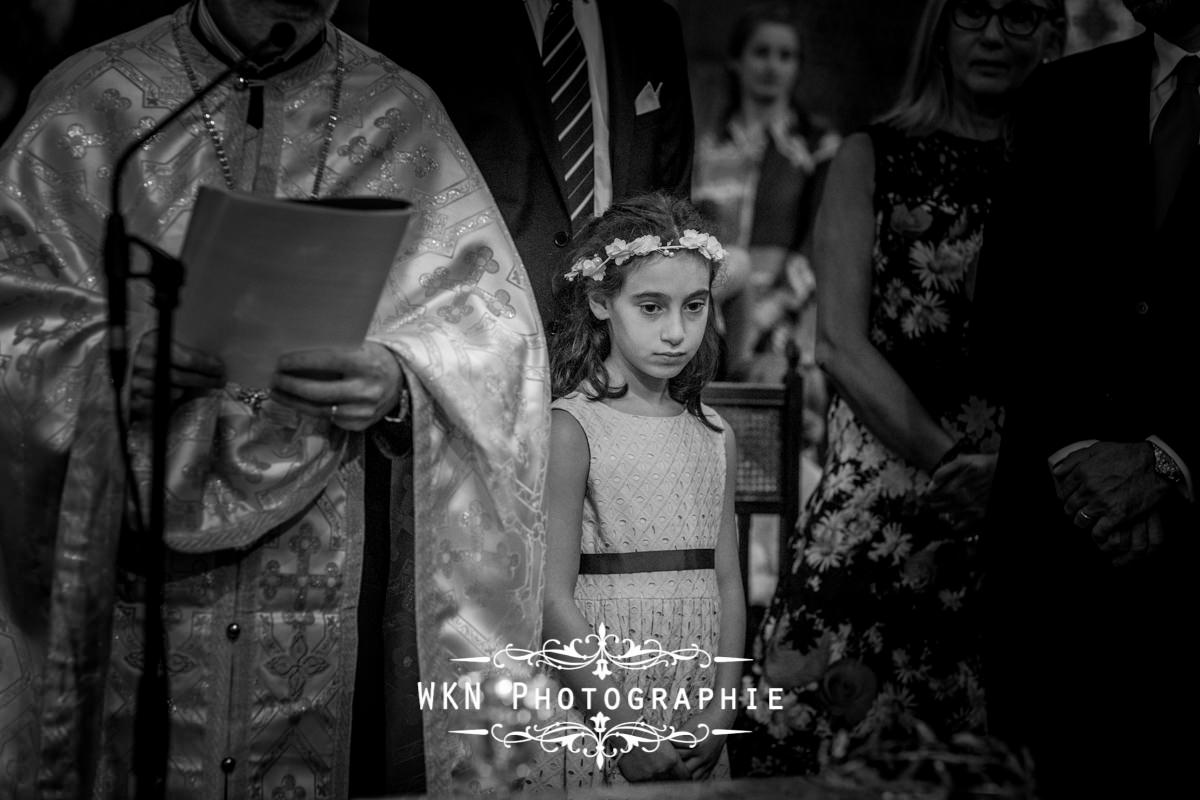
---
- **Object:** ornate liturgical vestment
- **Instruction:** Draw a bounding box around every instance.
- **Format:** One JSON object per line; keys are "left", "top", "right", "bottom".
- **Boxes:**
{"left": 0, "top": 5, "right": 548, "bottom": 798}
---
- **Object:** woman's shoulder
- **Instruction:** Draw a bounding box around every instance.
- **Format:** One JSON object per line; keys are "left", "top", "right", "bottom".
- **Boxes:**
{"left": 821, "top": 130, "right": 877, "bottom": 193}
{"left": 861, "top": 121, "right": 908, "bottom": 153}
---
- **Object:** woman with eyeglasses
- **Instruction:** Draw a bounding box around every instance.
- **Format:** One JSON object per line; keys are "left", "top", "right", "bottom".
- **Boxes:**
{"left": 735, "top": 0, "right": 1064, "bottom": 780}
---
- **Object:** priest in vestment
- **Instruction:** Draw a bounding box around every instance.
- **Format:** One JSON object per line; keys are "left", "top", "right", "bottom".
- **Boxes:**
{"left": 0, "top": 1, "right": 548, "bottom": 797}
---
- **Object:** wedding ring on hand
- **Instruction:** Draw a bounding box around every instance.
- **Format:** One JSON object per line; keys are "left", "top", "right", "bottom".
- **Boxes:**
{"left": 1074, "top": 509, "right": 1097, "bottom": 529}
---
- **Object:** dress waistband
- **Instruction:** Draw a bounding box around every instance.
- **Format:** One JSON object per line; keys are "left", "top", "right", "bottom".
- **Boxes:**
{"left": 577, "top": 548, "right": 715, "bottom": 575}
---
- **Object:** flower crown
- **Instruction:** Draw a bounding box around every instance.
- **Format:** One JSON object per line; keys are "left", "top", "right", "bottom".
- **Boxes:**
{"left": 563, "top": 229, "right": 728, "bottom": 282}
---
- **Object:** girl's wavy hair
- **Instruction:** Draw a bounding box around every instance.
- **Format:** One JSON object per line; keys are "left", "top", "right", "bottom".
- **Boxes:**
{"left": 877, "top": 0, "right": 1065, "bottom": 136}
{"left": 549, "top": 192, "right": 722, "bottom": 431}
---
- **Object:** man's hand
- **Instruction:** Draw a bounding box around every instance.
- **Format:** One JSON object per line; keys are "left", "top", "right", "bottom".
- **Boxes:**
{"left": 1052, "top": 441, "right": 1172, "bottom": 563}
{"left": 1093, "top": 510, "right": 1166, "bottom": 567}
{"left": 1052, "top": 441, "right": 1169, "bottom": 528}
{"left": 270, "top": 342, "right": 405, "bottom": 431}
{"left": 130, "top": 333, "right": 225, "bottom": 418}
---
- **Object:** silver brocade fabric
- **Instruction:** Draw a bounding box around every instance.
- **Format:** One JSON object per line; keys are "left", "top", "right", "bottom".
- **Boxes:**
{"left": 0, "top": 7, "right": 548, "bottom": 798}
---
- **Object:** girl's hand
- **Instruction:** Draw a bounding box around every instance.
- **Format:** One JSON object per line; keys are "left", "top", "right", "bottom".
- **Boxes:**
{"left": 270, "top": 343, "right": 405, "bottom": 431}
{"left": 617, "top": 738, "right": 690, "bottom": 783}
{"left": 671, "top": 707, "right": 733, "bottom": 780}
{"left": 130, "top": 333, "right": 225, "bottom": 418}
{"left": 924, "top": 453, "right": 998, "bottom": 531}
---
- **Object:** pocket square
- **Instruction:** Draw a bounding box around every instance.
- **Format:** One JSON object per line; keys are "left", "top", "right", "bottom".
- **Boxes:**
{"left": 635, "top": 81, "right": 662, "bottom": 116}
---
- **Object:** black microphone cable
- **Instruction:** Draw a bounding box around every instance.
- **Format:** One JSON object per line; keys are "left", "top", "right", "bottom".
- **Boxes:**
{"left": 101, "top": 22, "right": 295, "bottom": 800}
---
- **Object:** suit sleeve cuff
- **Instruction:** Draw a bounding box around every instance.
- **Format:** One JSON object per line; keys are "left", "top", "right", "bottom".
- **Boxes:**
{"left": 1148, "top": 435, "right": 1194, "bottom": 501}
{"left": 1047, "top": 439, "right": 1099, "bottom": 469}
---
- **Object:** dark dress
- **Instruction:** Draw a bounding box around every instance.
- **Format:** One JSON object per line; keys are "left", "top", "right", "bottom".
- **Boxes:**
{"left": 736, "top": 124, "right": 1004, "bottom": 776}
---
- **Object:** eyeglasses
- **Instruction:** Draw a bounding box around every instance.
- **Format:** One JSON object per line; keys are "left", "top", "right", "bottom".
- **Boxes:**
{"left": 951, "top": 1, "right": 1048, "bottom": 37}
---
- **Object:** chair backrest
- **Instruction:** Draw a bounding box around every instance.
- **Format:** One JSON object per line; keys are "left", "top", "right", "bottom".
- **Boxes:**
{"left": 703, "top": 351, "right": 804, "bottom": 634}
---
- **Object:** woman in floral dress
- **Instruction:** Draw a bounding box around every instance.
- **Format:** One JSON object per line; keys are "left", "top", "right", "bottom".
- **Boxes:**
{"left": 738, "top": 0, "right": 1065, "bottom": 776}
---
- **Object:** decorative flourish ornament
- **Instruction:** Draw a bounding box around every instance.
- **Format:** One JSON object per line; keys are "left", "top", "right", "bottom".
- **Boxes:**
{"left": 496, "top": 622, "right": 713, "bottom": 677}
{"left": 491, "top": 716, "right": 708, "bottom": 770}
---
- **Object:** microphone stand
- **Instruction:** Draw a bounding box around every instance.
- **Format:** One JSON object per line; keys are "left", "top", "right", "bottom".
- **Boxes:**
{"left": 104, "top": 24, "right": 295, "bottom": 800}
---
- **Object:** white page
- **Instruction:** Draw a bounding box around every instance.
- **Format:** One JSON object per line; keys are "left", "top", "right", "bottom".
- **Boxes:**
{"left": 175, "top": 186, "right": 413, "bottom": 388}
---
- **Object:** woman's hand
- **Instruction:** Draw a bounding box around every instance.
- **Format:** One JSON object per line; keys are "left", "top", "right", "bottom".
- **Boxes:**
{"left": 130, "top": 333, "right": 225, "bottom": 418}
{"left": 270, "top": 342, "right": 405, "bottom": 431}
{"left": 924, "top": 453, "right": 998, "bottom": 531}
{"left": 671, "top": 706, "right": 733, "bottom": 780}
{"left": 616, "top": 735, "right": 691, "bottom": 783}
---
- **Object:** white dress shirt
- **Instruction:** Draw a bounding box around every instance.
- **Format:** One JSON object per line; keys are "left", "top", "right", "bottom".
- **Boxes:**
{"left": 1149, "top": 33, "right": 1200, "bottom": 141}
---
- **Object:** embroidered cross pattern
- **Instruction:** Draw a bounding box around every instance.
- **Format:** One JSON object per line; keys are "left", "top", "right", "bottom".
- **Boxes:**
{"left": 265, "top": 625, "right": 333, "bottom": 700}
{"left": 419, "top": 245, "right": 500, "bottom": 298}
{"left": 60, "top": 124, "right": 107, "bottom": 159}
{"left": 373, "top": 107, "right": 410, "bottom": 142}
{"left": 259, "top": 526, "right": 343, "bottom": 612}
{"left": 0, "top": 215, "right": 56, "bottom": 276}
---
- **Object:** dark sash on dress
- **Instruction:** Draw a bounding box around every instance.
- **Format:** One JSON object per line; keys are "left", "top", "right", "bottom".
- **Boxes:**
{"left": 577, "top": 548, "right": 715, "bottom": 574}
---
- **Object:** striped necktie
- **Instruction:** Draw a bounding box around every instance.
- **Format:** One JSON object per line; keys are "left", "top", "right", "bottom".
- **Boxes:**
{"left": 542, "top": 0, "right": 595, "bottom": 227}
{"left": 1152, "top": 55, "right": 1200, "bottom": 229}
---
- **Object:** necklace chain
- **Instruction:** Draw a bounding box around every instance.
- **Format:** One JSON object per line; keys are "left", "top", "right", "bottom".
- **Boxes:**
{"left": 171, "top": 20, "right": 344, "bottom": 198}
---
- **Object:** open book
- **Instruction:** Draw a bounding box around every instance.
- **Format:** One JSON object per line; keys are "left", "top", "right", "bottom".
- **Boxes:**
{"left": 175, "top": 186, "right": 414, "bottom": 388}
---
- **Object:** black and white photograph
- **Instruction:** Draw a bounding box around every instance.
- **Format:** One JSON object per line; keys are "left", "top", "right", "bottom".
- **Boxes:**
{"left": 0, "top": 1, "right": 1192, "bottom": 798}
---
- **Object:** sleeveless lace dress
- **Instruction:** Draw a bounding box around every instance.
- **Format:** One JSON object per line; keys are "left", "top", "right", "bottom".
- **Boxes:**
{"left": 527, "top": 393, "right": 732, "bottom": 791}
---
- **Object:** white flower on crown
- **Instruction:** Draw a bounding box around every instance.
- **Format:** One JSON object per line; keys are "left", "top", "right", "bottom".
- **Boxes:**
{"left": 603, "top": 238, "right": 630, "bottom": 262}
{"left": 564, "top": 256, "right": 606, "bottom": 282}
{"left": 627, "top": 234, "right": 663, "bottom": 259}
{"left": 564, "top": 229, "right": 727, "bottom": 283}
{"left": 680, "top": 229, "right": 729, "bottom": 263}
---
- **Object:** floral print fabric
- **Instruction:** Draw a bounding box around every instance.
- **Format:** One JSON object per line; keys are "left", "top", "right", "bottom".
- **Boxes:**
{"left": 738, "top": 125, "right": 1004, "bottom": 776}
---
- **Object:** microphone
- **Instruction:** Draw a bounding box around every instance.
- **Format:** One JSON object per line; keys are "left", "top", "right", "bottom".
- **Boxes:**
{"left": 105, "top": 22, "right": 296, "bottom": 390}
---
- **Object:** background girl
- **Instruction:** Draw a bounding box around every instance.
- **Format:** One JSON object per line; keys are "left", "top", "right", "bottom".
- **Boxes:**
{"left": 693, "top": 1, "right": 840, "bottom": 386}
{"left": 530, "top": 193, "right": 745, "bottom": 790}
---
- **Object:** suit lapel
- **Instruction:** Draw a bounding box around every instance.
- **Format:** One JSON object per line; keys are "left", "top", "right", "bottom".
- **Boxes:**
{"left": 599, "top": 0, "right": 635, "bottom": 198}
{"left": 508, "top": 0, "right": 571, "bottom": 212}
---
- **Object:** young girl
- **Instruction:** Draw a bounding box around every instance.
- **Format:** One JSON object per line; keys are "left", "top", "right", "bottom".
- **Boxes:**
{"left": 530, "top": 193, "right": 745, "bottom": 790}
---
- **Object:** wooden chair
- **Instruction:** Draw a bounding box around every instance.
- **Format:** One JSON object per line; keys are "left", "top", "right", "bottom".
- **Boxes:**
{"left": 703, "top": 346, "right": 805, "bottom": 653}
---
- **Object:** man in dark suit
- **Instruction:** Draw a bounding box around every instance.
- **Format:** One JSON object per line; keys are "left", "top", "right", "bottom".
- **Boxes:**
{"left": 368, "top": 0, "right": 694, "bottom": 324}
{"left": 974, "top": 1, "right": 1199, "bottom": 796}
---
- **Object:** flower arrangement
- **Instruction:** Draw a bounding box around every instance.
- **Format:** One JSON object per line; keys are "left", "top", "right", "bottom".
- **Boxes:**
{"left": 563, "top": 229, "right": 728, "bottom": 283}
{"left": 817, "top": 717, "right": 1038, "bottom": 800}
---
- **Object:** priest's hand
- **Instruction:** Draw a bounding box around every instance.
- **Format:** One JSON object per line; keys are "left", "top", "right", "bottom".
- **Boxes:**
{"left": 130, "top": 332, "right": 226, "bottom": 418}
{"left": 270, "top": 342, "right": 406, "bottom": 431}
